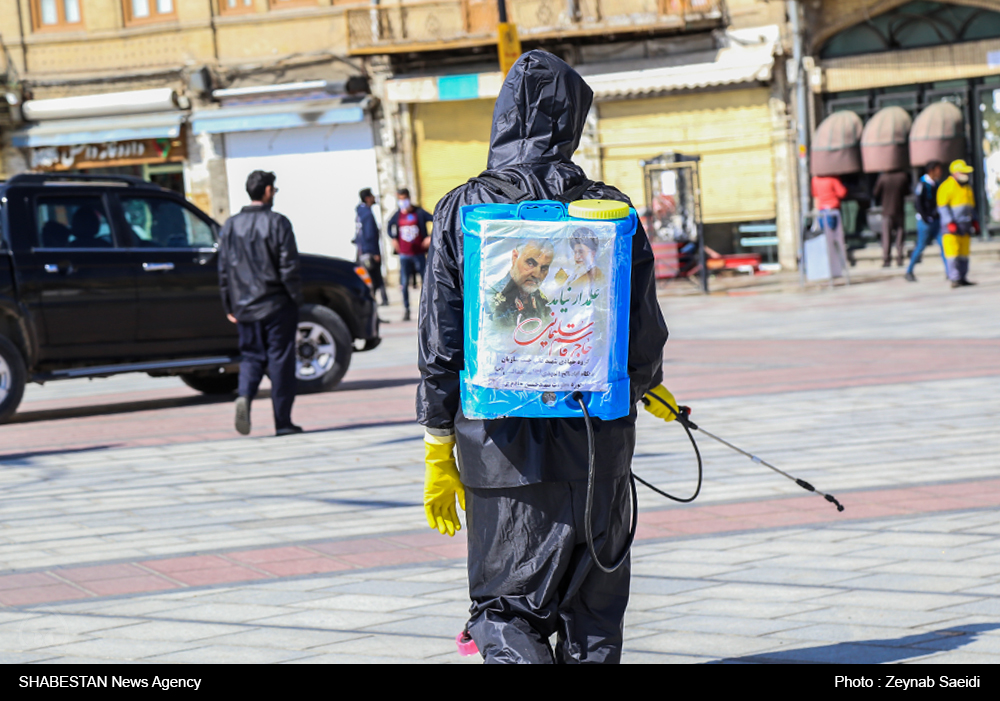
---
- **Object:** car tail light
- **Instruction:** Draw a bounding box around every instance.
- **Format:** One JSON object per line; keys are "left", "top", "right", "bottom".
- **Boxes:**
{"left": 354, "top": 265, "right": 372, "bottom": 287}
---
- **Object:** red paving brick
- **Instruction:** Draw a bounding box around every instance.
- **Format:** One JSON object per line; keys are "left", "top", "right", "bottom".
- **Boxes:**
{"left": 56, "top": 563, "right": 150, "bottom": 583}
{"left": 0, "top": 585, "right": 90, "bottom": 606}
{"left": 310, "top": 539, "right": 406, "bottom": 556}
{"left": 227, "top": 547, "right": 320, "bottom": 565}
{"left": 165, "top": 565, "right": 271, "bottom": 587}
{"left": 82, "top": 575, "right": 178, "bottom": 597}
{"left": 254, "top": 558, "right": 354, "bottom": 577}
{"left": 0, "top": 572, "right": 65, "bottom": 591}
{"left": 140, "top": 555, "right": 233, "bottom": 574}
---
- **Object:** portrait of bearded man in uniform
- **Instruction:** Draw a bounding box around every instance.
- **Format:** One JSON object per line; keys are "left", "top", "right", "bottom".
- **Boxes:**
{"left": 488, "top": 239, "right": 555, "bottom": 330}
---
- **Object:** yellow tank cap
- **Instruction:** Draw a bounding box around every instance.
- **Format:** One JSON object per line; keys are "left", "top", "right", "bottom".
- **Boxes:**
{"left": 568, "top": 199, "right": 629, "bottom": 220}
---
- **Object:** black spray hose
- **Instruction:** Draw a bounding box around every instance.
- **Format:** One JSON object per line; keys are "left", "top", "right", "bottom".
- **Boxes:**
{"left": 642, "top": 392, "right": 845, "bottom": 512}
{"left": 574, "top": 392, "right": 637, "bottom": 574}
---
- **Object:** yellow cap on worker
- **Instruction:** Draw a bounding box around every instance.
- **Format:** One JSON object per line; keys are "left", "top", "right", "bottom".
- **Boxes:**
{"left": 568, "top": 199, "right": 630, "bottom": 220}
{"left": 950, "top": 159, "right": 974, "bottom": 174}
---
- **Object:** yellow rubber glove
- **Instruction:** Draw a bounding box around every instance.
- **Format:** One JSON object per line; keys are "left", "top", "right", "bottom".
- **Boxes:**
{"left": 643, "top": 384, "right": 679, "bottom": 422}
{"left": 424, "top": 433, "right": 465, "bottom": 537}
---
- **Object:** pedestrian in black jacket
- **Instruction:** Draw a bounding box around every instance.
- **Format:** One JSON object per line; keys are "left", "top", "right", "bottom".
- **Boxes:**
{"left": 417, "top": 50, "right": 670, "bottom": 663}
{"left": 218, "top": 170, "right": 304, "bottom": 437}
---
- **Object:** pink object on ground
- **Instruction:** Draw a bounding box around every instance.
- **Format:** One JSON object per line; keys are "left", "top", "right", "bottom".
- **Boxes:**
{"left": 456, "top": 630, "right": 479, "bottom": 656}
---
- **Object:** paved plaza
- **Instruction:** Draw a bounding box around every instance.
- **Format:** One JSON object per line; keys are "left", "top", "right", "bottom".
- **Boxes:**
{"left": 1, "top": 262, "right": 999, "bottom": 663}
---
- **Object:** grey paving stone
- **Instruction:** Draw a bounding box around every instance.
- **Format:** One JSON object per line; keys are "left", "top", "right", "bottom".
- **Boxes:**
{"left": 628, "top": 576, "right": 723, "bottom": 596}
{"left": 38, "top": 637, "right": 196, "bottom": 660}
{"left": 87, "top": 620, "right": 247, "bottom": 643}
{"left": 816, "top": 589, "right": 967, "bottom": 612}
{"left": 626, "top": 630, "right": 785, "bottom": 658}
{"left": 249, "top": 608, "right": 409, "bottom": 632}
{"left": 638, "top": 613, "right": 808, "bottom": 637}
{"left": 293, "top": 593, "right": 432, "bottom": 613}
{"left": 782, "top": 606, "right": 962, "bottom": 630}
{"left": 194, "top": 627, "right": 366, "bottom": 651}
{"left": 319, "top": 579, "right": 460, "bottom": 598}
{"left": 361, "top": 615, "right": 468, "bottom": 638}
{"left": 311, "top": 632, "right": 457, "bottom": 659}
{"left": 763, "top": 622, "right": 920, "bottom": 644}
{"left": 144, "top": 644, "right": 313, "bottom": 664}
{"left": 842, "top": 573, "right": 987, "bottom": 594}
{"left": 658, "top": 597, "right": 827, "bottom": 619}
{"left": 934, "top": 598, "right": 1000, "bottom": 616}
{"left": 153, "top": 603, "right": 292, "bottom": 624}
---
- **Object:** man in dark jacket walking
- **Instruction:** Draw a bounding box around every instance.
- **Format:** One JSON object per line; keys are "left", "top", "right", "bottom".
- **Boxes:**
{"left": 218, "top": 170, "right": 303, "bottom": 437}
{"left": 417, "top": 50, "right": 670, "bottom": 663}
{"left": 355, "top": 188, "right": 389, "bottom": 306}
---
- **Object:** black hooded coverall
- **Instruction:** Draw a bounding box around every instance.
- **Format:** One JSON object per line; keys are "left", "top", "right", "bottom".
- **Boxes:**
{"left": 417, "top": 51, "right": 668, "bottom": 664}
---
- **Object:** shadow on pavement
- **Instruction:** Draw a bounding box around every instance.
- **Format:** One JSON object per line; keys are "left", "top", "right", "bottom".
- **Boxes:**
{"left": 8, "top": 392, "right": 243, "bottom": 424}
{"left": 0, "top": 444, "right": 121, "bottom": 463}
{"left": 309, "top": 419, "right": 419, "bottom": 434}
{"left": 7, "top": 377, "right": 417, "bottom": 426}
{"left": 714, "top": 623, "right": 1000, "bottom": 663}
{"left": 335, "top": 377, "right": 419, "bottom": 392}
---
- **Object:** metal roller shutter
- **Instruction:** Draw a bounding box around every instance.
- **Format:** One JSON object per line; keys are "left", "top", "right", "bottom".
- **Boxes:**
{"left": 413, "top": 99, "right": 494, "bottom": 214}
{"left": 597, "top": 88, "right": 776, "bottom": 223}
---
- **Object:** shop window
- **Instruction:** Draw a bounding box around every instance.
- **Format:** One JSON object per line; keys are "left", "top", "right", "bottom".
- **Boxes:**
{"left": 123, "top": 0, "right": 177, "bottom": 26}
{"left": 31, "top": 0, "right": 83, "bottom": 31}
{"left": 821, "top": 2, "right": 1000, "bottom": 59}
{"left": 219, "top": 0, "right": 255, "bottom": 15}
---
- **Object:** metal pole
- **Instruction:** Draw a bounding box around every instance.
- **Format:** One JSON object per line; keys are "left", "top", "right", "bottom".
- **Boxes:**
{"left": 695, "top": 162, "right": 709, "bottom": 294}
{"left": 787, "top": 0, "right": 811, "bottom": 284}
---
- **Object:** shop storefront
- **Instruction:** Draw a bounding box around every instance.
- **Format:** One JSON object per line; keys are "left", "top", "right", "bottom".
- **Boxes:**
{"left": 25, "top": 135, "right": 186, "bottom": 191}
{"left": 384, "top": 33, "right": 788, "bottom": 259}
{"left": 12, "top": 89, "right": 189, "bottom": 194}
{"left": 191, "top": 88, "right": 378, "bottom": 262}
{"left": 813, "top": 1, "right": 1000, "bottom": 234}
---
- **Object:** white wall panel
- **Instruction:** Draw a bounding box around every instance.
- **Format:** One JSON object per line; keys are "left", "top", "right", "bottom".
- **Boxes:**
{"left": 224, "top": 122, "right": 380, "bottom": 262}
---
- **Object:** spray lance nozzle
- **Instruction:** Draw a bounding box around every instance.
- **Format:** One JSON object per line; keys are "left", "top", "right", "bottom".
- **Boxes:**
{"left": 642, "top": 389, "right": 844, "bottom": 513}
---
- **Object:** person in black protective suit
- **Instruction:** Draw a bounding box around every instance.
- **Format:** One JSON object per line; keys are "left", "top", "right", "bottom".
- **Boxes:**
{"left": 417, "top": 50, "right": 674, "bottom": 664}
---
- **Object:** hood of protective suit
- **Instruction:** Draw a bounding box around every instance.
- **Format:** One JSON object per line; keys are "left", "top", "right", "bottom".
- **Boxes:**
{"left": 487, "top": 51, "right": 594, "bottom": 169}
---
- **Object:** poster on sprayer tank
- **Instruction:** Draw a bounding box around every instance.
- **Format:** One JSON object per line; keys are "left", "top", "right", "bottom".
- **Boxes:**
{"left": 470, "top": 220, "right": 618, "bottom": 393}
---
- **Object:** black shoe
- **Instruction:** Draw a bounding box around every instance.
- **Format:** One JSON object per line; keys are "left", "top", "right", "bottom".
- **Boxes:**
{"left": 235, "top": 396, "right": 251, "bottom": 436}
{"left": 276, "top": 424, "right": 303, "bottom": 437}
{"left": 959, "top": 279, "right": 977, "bottom": 286}
{"left": 904, "top": 272, "right": 916, "bottom": 282}
{"left": 403, "top": 309, "right": 411, "bottom": 321}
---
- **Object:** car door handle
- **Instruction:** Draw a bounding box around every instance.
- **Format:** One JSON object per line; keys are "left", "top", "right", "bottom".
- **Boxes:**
{"left": 142, "top": 262, "right": 175, "bottom": 272}
{"left": 44, "top": 261, "right": 74, "bottom": 275}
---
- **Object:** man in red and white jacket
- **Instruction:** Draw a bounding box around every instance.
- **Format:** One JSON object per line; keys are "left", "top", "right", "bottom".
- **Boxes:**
{"left": 387, "top": 188, "right": 433, "bottom": 320}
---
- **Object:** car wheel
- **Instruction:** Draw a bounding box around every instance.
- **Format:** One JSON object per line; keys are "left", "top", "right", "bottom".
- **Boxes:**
{"left": 296, "top": 304, "right": 352, "bottom": 394}
{"left": 180, "top": 372, "right": 240, "bottom": 395}
{"left": 0, "top": 335, "right": 27, "bottom": 424}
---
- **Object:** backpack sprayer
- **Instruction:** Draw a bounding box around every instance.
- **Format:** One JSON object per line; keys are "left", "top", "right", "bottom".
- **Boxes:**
{"left": 454, "top": 195, "right": 844, "bottom": 655}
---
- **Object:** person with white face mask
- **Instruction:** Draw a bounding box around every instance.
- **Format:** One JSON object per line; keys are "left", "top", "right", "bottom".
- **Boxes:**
{"left": 937, "top": 159, "right": 979, "bottom": 288}
{"left": 387, "top": 188, "right": 432, "bottom": 321}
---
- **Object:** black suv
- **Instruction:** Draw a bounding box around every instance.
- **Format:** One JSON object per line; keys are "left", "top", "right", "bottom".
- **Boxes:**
{"left": 0, "top": 174, "right": 380, "bottom": 423}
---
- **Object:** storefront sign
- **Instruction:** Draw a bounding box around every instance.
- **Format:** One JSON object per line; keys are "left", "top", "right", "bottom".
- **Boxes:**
{"left": 29, "top": 137, "right": 186, "bottom": 171}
